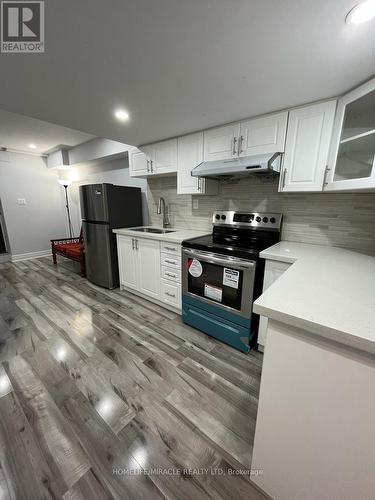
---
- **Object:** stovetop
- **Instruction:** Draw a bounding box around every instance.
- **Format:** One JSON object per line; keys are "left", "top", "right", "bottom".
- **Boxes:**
{"left": 182, "top": 211, "right": 282, "bottom": 260}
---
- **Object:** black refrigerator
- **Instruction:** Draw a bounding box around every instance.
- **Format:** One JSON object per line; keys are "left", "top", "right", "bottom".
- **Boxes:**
{"left": 79, "top": 183, "right": 142, "bottom": 289}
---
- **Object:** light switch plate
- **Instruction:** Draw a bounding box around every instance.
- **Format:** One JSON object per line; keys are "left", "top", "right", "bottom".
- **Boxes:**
{"left": 17, "top": 198, "right": 27, "bottom": 205}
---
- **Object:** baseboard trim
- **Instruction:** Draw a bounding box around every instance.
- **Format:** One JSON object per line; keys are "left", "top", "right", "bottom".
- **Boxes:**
{"left": 11, "top": 250, "right": 51, "bottom": 262}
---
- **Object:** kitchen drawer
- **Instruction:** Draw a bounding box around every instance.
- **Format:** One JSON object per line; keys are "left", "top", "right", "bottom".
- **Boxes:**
{"left": 161, "top": 242, "right": 181, "bottom": 255}
{"left": 161, "top": 253, "right": 181, "bottom": 269}
{"left": 161, "top": 266, "right": 181, "bottom": 283}
{"left": 161, "top": 279, "right": 181, "bottom": 308}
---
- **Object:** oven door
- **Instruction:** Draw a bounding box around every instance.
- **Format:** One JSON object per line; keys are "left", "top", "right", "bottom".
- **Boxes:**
{"left": 182, "top": 248, "right": 256, "bottom": 319}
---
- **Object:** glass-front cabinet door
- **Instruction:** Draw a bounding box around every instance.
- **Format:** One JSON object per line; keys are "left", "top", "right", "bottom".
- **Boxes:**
{"left": 325, "top": 79, "right": 375, "bottom": 191}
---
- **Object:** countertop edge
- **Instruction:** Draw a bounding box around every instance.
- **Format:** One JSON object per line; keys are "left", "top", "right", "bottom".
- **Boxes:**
{"left": 253, "top": 302, "right": 375, "bottom": 356}
{"left": 259, "top": 252, "right": 298, "bottom": 264}
{"left": 113, "top": 227, "right": 210, "bottom": 244}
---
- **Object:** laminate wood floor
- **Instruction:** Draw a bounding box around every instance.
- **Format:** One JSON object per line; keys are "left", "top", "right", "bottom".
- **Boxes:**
{"left": 0, "top": 257, "right": 268, "bottom": 500}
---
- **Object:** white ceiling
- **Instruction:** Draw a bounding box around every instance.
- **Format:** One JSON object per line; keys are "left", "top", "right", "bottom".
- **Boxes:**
{"left": 0, "top": 109, "right": 94, "bottom": 154}
{"left": 0, "top": 0, "right": 374, "bottom": 146}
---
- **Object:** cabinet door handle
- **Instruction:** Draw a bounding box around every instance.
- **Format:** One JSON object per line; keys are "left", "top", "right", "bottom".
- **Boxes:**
{"left": 150, "top": 160, "right": 154, "bottom": 173}
{"left": 281, "top": 168, "right": 287, "bottom": 189}
{"left": 135, "top": 239, "right": 138, "bottom": 250}
{"left": 146, "top": 160, "right": 150, "bottom": 173}
{"left": 197, "top": 177, "right": 201, "bottom": 191}
{"left": 132, "top": 238, "right": 135, "bottom": 250}
{"left": 232, "top": 137, "right": 237, "bottom": 156}
{"left": 323, "top": 165, "right": 331, "bottom": 186}
{"left": 165, "top": 259, "right": 177, "bottom": 265}
{"left": 165, "top": 272, "right": 177, "bottom": 278}
{"left": 238, "top": 135, "right": 244, "bottom": 155}
{"left": 165, "top": 291, "right": 176, "bottom": 298}
{"left": 164, "top": 246, "right": 176, "bottom": 251}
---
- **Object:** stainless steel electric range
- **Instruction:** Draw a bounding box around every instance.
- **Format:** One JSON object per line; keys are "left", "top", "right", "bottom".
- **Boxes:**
{"left": 181, "top": 211, "right": 282, "bottom": 353}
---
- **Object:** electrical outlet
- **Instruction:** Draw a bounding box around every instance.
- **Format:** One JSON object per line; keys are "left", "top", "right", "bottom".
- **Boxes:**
{"left": 17, "top": 198, "right": 27, "bottom": 206}
{"left": 193, "top": 199, "right": 199, "bottom": 210}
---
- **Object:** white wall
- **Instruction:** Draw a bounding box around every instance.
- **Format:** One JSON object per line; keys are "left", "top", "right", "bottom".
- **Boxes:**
{"left": 0, "top": 152, "right": 67, "bottom": 258}
{"left": 68, "top": 138, "right": 131, "bottom": 165}
{"left": 65, "top": 156, "right": 148, "bottom": 231}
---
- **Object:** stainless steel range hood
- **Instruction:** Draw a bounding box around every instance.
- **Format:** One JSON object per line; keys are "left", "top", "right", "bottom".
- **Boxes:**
{"left": 191, "top": 152, "right": 282, "bottom": 179}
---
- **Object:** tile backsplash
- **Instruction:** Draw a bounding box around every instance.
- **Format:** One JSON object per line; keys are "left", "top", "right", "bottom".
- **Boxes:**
{"left": 147, "top": 176, "right": 375, "bottom": 255}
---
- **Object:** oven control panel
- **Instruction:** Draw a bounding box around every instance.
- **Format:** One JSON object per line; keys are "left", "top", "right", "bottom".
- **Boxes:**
{"left": 213, "top": 211, "right": 282, "bottom": 229}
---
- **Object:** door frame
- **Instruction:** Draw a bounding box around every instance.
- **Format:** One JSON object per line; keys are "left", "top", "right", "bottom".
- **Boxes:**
{"left": 0, "top": 198, "right": 10, "bottom": 257}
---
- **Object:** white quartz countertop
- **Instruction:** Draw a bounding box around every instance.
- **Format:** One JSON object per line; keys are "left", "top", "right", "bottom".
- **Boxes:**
{"left": 254, "top": 241, "right": 375, "bottom": 354}
{"left": 259, "top": 241, "right": 330, "bottom": 263}
{"left": 113, "top": 226, "right": 210, "bottom": 244}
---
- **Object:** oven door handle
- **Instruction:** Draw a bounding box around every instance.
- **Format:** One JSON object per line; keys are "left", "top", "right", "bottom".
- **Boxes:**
{"left": 182, "top": 248, "right": 256, "bottom": 269}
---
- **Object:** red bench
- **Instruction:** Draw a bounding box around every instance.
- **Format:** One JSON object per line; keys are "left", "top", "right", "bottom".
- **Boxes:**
{"left": 50, "top": 232, "right": 86, "bottom": 276}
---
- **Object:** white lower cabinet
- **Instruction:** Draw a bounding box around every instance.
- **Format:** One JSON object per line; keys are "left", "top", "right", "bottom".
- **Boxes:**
{"left": 161, "top": 266, "right": 181, "bottom": 282}
{"left": 137, "top": 238, "right": 161, "bottom": 300}
{"left": 117, "top": 235, "right": 182, "bottom": 311}
{"left": 117, "top": 234, "right": 138, "bottom": 291}
{"left": 117, "top": 235, "right": 160, "bottom": 300}
{"left": 160, "top": 252, "right": 181, "bottom": 269}
{"left": 160, "top": 245, "right": 182, "bottom": 309}
{"left": 258, "top": 259, "right": 291, "bottom": 349}
{"left": 160, "top": 279, "right": 181, "bottom": 308}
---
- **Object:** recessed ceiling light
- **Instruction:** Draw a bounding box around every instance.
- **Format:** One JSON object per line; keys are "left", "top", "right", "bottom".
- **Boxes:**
{"left": 28, "top": 143, "right": 37, "bottom": 149}
{"left": 346, "top": 0, "right": 375, "bottom": 24}
{"left": 114, "top": 109, "right": 130, "bottom": 122}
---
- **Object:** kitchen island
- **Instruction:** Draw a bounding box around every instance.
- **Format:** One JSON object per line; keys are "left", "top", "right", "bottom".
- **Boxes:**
{"left": 251, "top": 242, "right": 375, "bottom": 500}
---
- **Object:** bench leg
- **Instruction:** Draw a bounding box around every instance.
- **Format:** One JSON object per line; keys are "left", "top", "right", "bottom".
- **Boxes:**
{"left": 52, "top": 246, "right": 57, "bottom": 265}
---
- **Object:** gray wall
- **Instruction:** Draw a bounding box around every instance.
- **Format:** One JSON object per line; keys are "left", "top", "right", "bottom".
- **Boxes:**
{"left": 148, "top": 176, "right": 375, "bottom": 256}
{"left": 0, "top": 152, "right": 67, "bottom": 257}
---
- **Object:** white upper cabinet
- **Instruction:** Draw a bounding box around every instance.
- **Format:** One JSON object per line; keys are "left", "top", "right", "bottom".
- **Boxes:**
{"left": 325, "top": 78, "right": 375, "bottom": 192}
{"left": 203, "top": 123, "right": 240, "bottom": 162}
{"left": 129, "top": 147, "right": 150, "bottom": 177}
{"left": 239, "top": 112, "right": 288, "bottom": 156}
{"left": 129, "top": 140, "right": 177, "bottom": 177}
{"left": 177, "top": 132, "right": 218, "bottom": 195}
{"left": 203, "top": 113, "right": 288, "bottom": 163}
{"left": 153, "top": 138, "right": 177, "bottom": 175}
{"left": 279, "top": 101, "right": 336, "bottom": 192}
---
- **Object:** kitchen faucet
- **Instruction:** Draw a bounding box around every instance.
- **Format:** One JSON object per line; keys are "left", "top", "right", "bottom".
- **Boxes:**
{"left": 157, "top": 197, "right": 171, "bottom": 228}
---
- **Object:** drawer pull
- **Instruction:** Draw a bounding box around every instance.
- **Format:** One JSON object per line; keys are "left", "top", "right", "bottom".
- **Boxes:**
{"left": 165, "top": 292, "right": 176, "bottom": 298}
{"left": 164, "top": 246, "right": 177, "bottom": 251}
{"left": 165, "top": 272, "right": 177, "bottom": 278}
{"left": 165, "top": 259, "right": 177, "bottom": 265}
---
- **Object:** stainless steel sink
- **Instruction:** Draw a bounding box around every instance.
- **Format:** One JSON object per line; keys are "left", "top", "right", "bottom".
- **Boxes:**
{"left": 130, "top": 227, "right": 175, "bottom": 234}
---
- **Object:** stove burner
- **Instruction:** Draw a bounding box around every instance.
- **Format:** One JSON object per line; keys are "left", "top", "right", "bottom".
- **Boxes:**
{"left": 182, "top": 211, "right": 282, "bottom": 260}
